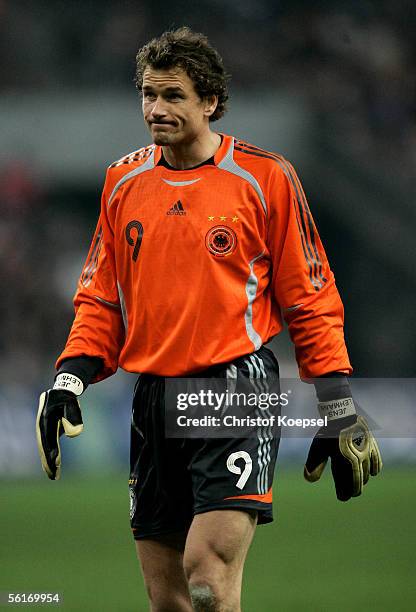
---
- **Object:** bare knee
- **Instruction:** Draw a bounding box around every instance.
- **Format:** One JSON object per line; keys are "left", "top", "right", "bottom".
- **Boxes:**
{"left": 184, "top": 548, "right": 236, "bottom": 612}
{"left": 189, "top": 583, "right": 218, "bottom": 612}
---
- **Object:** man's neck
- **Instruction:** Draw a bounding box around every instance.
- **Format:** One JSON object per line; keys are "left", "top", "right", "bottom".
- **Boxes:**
{"left": 161, "top": 131, "right": 221, "bottom": 170}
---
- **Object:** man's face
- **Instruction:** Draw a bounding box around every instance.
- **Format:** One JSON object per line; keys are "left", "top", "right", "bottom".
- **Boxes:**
{"left": 142, "top": 66, "right": 216, "bottom": 146}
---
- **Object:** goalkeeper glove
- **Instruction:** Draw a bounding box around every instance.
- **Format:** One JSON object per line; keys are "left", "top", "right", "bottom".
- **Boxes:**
{"left": 304, "top": 395, "right": 382, "bottom": 501}
{"left": 36, "top": 374, "right": 84, "bottom": 480}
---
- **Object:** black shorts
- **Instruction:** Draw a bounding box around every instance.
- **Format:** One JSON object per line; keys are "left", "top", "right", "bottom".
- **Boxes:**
{"left": 129, "top": 345, "right": 281, "bottom": 540}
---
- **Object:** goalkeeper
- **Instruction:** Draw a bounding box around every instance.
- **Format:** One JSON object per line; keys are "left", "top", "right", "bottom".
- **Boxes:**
{"left": 36, "top": 27, "right": 381, "bottom": 612}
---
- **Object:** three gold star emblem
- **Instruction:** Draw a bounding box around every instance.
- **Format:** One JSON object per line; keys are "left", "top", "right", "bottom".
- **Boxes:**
{"left": 207, "top": 215, "right": 239, "bottom": 222}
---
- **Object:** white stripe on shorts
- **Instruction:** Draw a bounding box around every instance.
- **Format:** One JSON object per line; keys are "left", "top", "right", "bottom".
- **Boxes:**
{"left": 244, "top": 356, "right": 273, "bottom": 495}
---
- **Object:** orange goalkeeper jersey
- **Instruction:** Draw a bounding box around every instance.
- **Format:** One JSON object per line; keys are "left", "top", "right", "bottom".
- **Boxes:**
{"left": 57, "top": 134, "right": 352, "bottom": 380}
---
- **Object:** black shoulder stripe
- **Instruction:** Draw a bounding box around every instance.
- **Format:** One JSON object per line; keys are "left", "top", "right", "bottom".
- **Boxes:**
{"left": 235, "top": 144, "right": 325, "bottom": 290}
{"left": 236, "top": 142, "right": 326, "bottom": 282}
{"left": 234, "top": 145, "right": 277, "bottom": 162}
{"left": 278, "top": 157, "right": 326, "bottom": 288}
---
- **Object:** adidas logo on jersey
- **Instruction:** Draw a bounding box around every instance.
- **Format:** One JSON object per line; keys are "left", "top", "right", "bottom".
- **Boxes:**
{"left": 167, "top": 200, "right": 186, "bottom": 216}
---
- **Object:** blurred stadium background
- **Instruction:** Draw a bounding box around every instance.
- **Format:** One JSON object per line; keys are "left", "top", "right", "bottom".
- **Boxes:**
{"left": 1, "top": 1, "right": 415, "bottom": 610}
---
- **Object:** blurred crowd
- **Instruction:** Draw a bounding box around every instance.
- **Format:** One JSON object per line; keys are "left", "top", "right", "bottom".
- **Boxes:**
{"left": 0, "top": 161, "right": 91, "bottom": 387}
{"left": 1, "top": 0, "right": 415, "bottom": 385}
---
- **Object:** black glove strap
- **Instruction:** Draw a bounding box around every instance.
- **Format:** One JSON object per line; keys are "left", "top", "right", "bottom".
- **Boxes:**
{"left": 314, "top": 373, "right": 351, "bottom": 402}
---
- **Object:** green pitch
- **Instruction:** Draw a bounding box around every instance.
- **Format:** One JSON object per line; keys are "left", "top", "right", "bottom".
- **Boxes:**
{"left": 1, "top": 467, "right": 414, "bottom": 611}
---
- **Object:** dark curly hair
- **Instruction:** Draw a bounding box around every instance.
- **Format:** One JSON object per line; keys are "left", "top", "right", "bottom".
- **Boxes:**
{"left": 135, "top": 27, "right": 229, "bottom": 122}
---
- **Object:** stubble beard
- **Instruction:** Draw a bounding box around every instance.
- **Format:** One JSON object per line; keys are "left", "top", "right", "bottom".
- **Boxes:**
{"left": 148, "top": 122, "right": 179, "bottom": 147}
{"left": 152, "top": 132, "right": 173, "bottom": 146}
